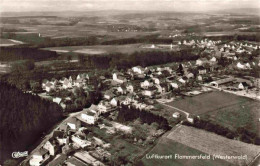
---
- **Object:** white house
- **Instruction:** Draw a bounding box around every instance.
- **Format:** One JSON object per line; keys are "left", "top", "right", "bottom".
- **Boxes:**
{"left": 186, "top": 73, "right": 194, "bottom": 79}
{"left": 172, "top": 112, "right": 180, "bottom": 118}
{"left": 187, "top": 116, "right": 194, "bottom": 123}
{"left": 210, "top": 57, "right": 217, "bottom": 62}
{"left": 67, "top": 117, "right": 81, "bottom": 131}
{"left": 29, "top": 148, "right": 50, "bottom": 166}
{"left": 152, "top": 77, "right": 160, "bottom": 84}
{"left": 178, "top": 78, "right": 186, "bottom": 84}
{"left": 80, "top": 110, "right": 98, "bottom": 125}
{"left": 110, "top": 98, "right": 118, "bottom": 107}
{"left": 237, "top": 62, "right": 246, "bottom": 69}
{"left": 45, "top": 82, "right": 55, "bottom": 92}
{"left": 126, "top": 84, "right": 134, "bottom": 93}
{"left": 170, "top": 82, "right": 179, "bottom": 89}
{"left": 63, "top": 78, "right": 72, "bottom": 89}
{"left": 53, "top": 97, "right": 62, "bottom": 105}
{"left": 141, "top": 80, "right": 151, "bottom": 89}
{"left": 98, "top": 101, "right": 113, "bottom": 113}
{"left": 197, "top": 75, "right": 203, "bottom": 81}
{"left": 71, "top": 135, "right": 91, "bottom": 148}
{"left": 142, "top": 90, "right": 154, "bottom": 97}
{"left": 104, "top": 90, "right": 115, "bottom": 100}
{"left": 132, "top": 66, "right": 145, "bottom": 74}
{"left": 112, "top": 73, "right": 126, "bottom": 84}
{"left": 43, "top": 141, "right": 57, "bottom": 156}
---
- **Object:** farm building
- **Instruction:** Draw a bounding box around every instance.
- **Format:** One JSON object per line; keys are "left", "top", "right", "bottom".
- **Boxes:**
{"left": 209, "top": 77, "right": 236, "bottom": 88}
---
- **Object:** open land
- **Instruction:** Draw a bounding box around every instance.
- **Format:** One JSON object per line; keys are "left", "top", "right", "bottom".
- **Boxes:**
{"left": 142, "top": 125, "right": 260, "bottom": 166}
{"left": 163, "top": 91, "right": 259, "bottom": 134}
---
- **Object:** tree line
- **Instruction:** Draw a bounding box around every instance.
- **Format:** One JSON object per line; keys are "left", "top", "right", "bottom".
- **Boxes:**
{"left": 83, "top": 49, "right": 199, "bottom": 70}
{"left": 183, "top": 118, "right": 260, "bottom": 145}
{"left": 0, "top": 82, "right": 63, "bottom": 163}
{"left": 117, "top": 105, "right": 171, "bottom": 130}
{"left": 0, "top": 47, "right": 58, "bottom": 61}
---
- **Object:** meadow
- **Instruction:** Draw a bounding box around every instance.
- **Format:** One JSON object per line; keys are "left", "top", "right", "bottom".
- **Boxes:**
{"left": 142, "top": 125, "right": 259, "bottom": 166}
{"left": 166, "top": 91, "right": 251, "bottom": 115}
{"left": 164, "top": 91, "right": 259, "bottom": 134}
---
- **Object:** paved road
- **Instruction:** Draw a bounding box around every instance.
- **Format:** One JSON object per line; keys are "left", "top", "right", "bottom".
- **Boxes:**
{"left": 157, "top": 100, "right": 190, "bottom": 117}
{"left": 19, "top": 110, "right": 84, "bottom": 165}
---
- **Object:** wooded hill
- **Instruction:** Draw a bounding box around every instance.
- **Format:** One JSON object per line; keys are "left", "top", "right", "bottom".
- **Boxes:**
{"left": 0, "top": 82, "right": 63, "bottom": 163}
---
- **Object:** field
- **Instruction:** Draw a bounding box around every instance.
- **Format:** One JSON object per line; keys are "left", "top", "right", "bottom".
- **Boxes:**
{"left": 164, "top": 91, "right": 259, "bottom": 134}
{"left": 42, "top": 44, "right": 173, "bottom": 55}
{"left": 204, "top": 101, "right": 260, "bottom": 136}
{"left": 142, "top": 125, "right": 260, "bottom": 166}
{"left": 0, "top": 38, "right": 24, "bottom": 46}
{"left": 166, "top": 91, "right": 251, "bottom": 115}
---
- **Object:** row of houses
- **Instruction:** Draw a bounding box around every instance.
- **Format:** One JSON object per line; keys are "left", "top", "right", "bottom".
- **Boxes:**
{"left": 42, "top": 73, "right": 90, "bottom": 92}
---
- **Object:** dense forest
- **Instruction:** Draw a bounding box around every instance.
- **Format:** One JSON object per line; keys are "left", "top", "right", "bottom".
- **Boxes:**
{"left": 85, "top": 49, "right": 199, "bottom": 70}
{"left": 117, "top": 105, "right": 171, "bottom": 130}
{"left": 0, "top": 47, "right": 58, "bottom": 61}
{"left": 183, "top": 118, "right": 260, "bottom": 145}
{"left": 0, "top": 82, "right": 63, "bottom": 163}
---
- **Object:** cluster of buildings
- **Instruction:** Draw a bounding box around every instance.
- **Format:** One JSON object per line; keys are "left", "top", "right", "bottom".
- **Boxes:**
{"left": 178, "top": 39, "right": 221, "bottom": 48}
{"left": 42, "top": 73, "right": 90, "bottom": 93}
{"left": 29, "top": 112, "right": 112, "bottom": 166}
{"left": 28, "top": 36, "right": 260, "bottom": 166}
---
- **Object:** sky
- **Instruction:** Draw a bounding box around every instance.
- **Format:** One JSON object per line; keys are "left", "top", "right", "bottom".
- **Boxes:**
{"left": 0, "top": 0, "right": 259, "bottom": 13}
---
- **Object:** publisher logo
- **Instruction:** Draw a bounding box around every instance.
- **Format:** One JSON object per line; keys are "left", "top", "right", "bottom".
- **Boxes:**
{"left": 12, "top": 151, "right": 28, "bottom": 158}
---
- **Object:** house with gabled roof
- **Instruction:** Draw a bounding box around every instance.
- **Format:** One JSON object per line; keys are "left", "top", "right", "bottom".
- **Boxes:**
{"left": 170, "top": 82, "right": 179, "bottom": 89}
{"left": 112, "top": 72, "right": 127, "bottom": 84}
{"left": 197, "top": 66, "right": 207, "bottom": 75}
{"left": 141, "top": 79, "right": 153, "bottom": 89}
{"left": 63, "top": 78, "right": 72, "bottom": 89}
{"left": 104, "top": 90, "right": 115, "bottom": 100}
{"left": 142, "top": 86, "right": 157, "bottom": 97}
{"left": 77, "top": 108, "right": 99, "bottom": 125}
{"left": 66, "top": 117, "right": 81, "bottom": 132}
{"left": 110, "top": 97, "right": 119, "bottom": 107}
{"left": 45, "top": 82, "right": 55, "bottom": 92}
{"left": 132, "top": 66, "right": 145, "bottom": 74}
{"left": 196, "top": 58, "right": 208, "bottom": 66}
{"left": 71, "top": 135, "right": 91, "bottom": 148}
{"left": 98, "top": 101, "right": 113, "bottom": 113}
{"left": 52, "top": 130, "right": 69, "bottom": 146}
{"left": 29, "top": 148, "right": 50, "bottom": 166}
{"left": 126, "top": 84, "right": 134, "bottom": 93}
{"left": 43, "top": 140, "right": 59, "bottom": 156}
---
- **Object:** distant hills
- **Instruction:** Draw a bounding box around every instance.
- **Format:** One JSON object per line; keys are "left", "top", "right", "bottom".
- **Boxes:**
{"left": 0, "top": 8, "right": 259, "bottom": 18}
{"left": 212, "top": 8, "right": 260, "bottom": 15}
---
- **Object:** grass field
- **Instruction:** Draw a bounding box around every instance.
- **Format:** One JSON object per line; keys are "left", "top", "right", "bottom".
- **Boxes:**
{"left": 204, "top": 101, "right": 260, "bottom": 136}
{"left": 166, "top": 91, "right": 251, "bottom": 115}
{"left": 141, "top": 129, "right": 234, "bottom": 166}
{"left": 142, "top": 125, "right": 259, "bottom": 166}
{"left": 43, "top": 44, "right": 167, "bottom": 55}
{"left": 164, "top": 91, "right": 259, "bottom": 135}
{"left": 167, "top": 125, "right": 260, "bottom": 165}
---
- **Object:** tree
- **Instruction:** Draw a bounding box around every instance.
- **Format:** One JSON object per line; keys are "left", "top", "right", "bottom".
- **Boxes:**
{"left": 66, "top": 55, "right": 72, "bottom": 62}
{"left": 3, "top": 159, "right": 17, "bottom": 166}
{"left": 78, "top": 54, "right": 85, "bottom": 66}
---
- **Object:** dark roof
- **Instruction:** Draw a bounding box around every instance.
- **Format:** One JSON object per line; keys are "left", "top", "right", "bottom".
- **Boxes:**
{"left": 34, "top": 148, "right": 48, "bottom": 156}
{"left": 104, "top": 90, "right": 115, "bottom": 97}
{"left": 86, "top": 111, "right": 96, "bottom": 116}
{"left": 48, "top": 154, "right": 67, "bottom": 166}
{"left": 66, "top": 157, "right": 88, "bottom": 166}
{"left": 197, "top": 66, "right": 206, "bottom": 70}
{"left": 53, "top": 130, "right": 65, "bottom": 138}
{"left": 59, "top": 124, "right": 68, "bottom": 131}
{"left": 67, "top": 117, "right": 78, "bottom": 124}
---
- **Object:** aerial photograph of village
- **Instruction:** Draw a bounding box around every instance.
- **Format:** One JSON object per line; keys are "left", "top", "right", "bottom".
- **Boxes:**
{"left": 0, "top": 0, "right": 259, "bottom": 166}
